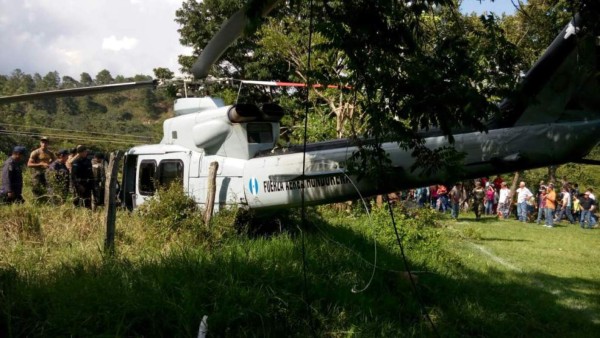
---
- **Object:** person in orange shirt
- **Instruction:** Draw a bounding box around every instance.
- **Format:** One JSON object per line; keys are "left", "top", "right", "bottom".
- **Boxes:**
{"left": 544, "top": 183, "right": 557, "bottom": 227}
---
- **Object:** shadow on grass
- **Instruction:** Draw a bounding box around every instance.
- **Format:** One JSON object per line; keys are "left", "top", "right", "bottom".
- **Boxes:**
{"left": 455, "top": 217, "right": 501, "bottom": 223}
{"left": 1, "top": 211, "right": 599, "bottom": 337}
{"left": 476, "top": 237, "right": 532, "bottom": 242}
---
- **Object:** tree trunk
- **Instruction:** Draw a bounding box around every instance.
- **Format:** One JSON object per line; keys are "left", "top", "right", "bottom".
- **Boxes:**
{"left": 548, "top": 165, "right": 557, "bottom": 183}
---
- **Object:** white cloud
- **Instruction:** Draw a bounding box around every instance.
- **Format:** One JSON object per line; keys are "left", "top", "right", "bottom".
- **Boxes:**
{"left": 0, "top": 0, "right": 193, "bottom": 78}
{"left": 54, "top": 48, "right": 83, "bottom": 68}
{"left": 102, "top": 36, "right": 138, "bottom": 51}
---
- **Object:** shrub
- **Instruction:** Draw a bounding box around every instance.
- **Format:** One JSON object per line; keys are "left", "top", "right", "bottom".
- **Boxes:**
{"left": 137, "top": 182, "right": 202, "bottom": 232}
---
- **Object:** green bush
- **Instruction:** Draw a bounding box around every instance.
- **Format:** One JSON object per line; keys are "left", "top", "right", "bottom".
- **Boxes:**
{"left": 137, "top": 182, "right": 202, "bottom": 232}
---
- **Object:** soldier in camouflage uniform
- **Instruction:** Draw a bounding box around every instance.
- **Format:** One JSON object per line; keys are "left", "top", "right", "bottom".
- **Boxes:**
{"left": 48, "top": 149, "right": 70, "bottom": 202}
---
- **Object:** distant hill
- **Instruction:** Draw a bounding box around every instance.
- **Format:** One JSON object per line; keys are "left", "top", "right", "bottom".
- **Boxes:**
{"left": 0, "top": 69, "right": 174, "bottom": 155}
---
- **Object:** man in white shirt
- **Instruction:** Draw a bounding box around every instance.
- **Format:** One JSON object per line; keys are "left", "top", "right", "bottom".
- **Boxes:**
{"left": 555, "top": 186, "right": 575, "bottom": 224}
{"left": 516, "top": 181, "right": 533, "bottom": 222}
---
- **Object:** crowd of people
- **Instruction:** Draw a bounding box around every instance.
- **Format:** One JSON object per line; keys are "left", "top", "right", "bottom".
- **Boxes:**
{"left": 413, "top": 176, "right": 597, "bottom": 229}
{"left": 0, "top": 136, "right": 107, "bottom": 208}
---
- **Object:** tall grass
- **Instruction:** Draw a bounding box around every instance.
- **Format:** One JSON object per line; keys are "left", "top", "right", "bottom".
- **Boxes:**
{"left": 1, "top": 186, "right": 599, "bottom": 336}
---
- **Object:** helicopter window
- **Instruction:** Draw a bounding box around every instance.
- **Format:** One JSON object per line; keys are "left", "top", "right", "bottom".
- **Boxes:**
{"left": 139, "top": 160, "right": 157, "bottom": 196}
{"left": 247, "top": 123, "right": 273, "bottom": 144}
{"left": 158, "top": 160, "right": 184, "bottom": 187}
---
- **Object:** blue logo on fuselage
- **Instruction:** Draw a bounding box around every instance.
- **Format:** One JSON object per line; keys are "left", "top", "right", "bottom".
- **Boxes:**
{"left": 248, "top": 177, "right": 259, "bottom": 195}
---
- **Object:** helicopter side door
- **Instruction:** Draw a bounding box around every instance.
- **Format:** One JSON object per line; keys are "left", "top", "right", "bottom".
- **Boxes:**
{"left": 134, "top": 153, "right": 190, "bottom": 208}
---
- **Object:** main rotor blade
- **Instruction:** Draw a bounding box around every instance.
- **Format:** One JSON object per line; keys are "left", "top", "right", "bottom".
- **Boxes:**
{"left": 0, "top": 80, "right": 157, "bottom": 105}
{"left": 191, "top": 0, "right": 282, "bottom": 79}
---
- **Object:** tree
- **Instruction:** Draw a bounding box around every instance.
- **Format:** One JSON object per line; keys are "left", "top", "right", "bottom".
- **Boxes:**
{"left": 257, "top": 15, "right": 356, "bottom": 140}
{"left": 80, "top": 72, "right": 93, "bottom": 86}
{"left": 174, "top": 0, "right": 600, "bottom": 181}
{"left": 95, "top": 69, "right": 114, "bottom": 85}
{"left": 153, "top": 67, "right": 174, "bottom": 81}
{"left": 175, "top": 0, "right": 289, "bottom": 78}
{"left": 500, "top": 0, "right": 573, "bottom": 68}
{"left": 61, "top": 76, "right": 80, "bottom": 88}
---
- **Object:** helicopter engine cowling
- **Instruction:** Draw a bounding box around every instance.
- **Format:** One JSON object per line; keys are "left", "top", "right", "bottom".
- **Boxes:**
{"left": 192, "top": 119, "right": 231, "bottom": 151}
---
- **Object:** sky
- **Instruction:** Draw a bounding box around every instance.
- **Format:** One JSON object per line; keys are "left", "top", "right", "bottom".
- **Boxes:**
{"left": 0, "top": 0, "right": 518, "bottom": 80}
{"left": 460, "top": 0, "right": 520, "bottom": 16}
{"left": 0, "top": 0, "right": 193, "bottom": 79}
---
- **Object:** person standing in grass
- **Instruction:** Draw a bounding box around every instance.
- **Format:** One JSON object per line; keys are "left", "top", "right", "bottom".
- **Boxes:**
{"left": 472, "top": 181, "right": 485, "bottom": 220}
{"left": 484, "top": 185, "right": 495, "bottom": 215}
{"left": 579, "top": 191, "right": 596, "bottom": 229}
{"left": 544, "top": 183, "right": 557, "bottom": 228}
{"left": 536, "top": 186, "right": 547, "bottom": 224}
{"left": 0, "top": 146, "right": 27, "bottom": 204}
{"left": 27, "top": 136, "right": 56, "bottom": 199}
{"left": 498, "top": 182, "right": 510, "bottom": 219}
{"left": 573, "top": 193, "right": 581, "bottom": 220}
{"left": 71, "top": 145, "right": 94, "bottom": 208}
{"left": 48, "top": 149, "right": 71, "bottom": 201}
{"left": 586, "top": 188, "right": 597, "bottom": 225}
{"left": 555, "top": 186, "right": 575, "bottom": 224}
{"left": 450, "top": 182, "right": 465, "bottom": 219}
{"left": 516, "top": 181, "right": 533, "bottom": 223}
{"left": 436, "top": 184, "right": 448, "bottom": 212}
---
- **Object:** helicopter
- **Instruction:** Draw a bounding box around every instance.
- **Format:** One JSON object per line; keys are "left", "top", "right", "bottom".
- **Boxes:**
{"left": 1, "top": 5, "right": 599, "bottom": 213}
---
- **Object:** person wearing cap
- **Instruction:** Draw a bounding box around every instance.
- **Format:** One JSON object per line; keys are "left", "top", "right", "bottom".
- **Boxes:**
{"left": 48, "top": 149, "right": 70, "bottom": 201}
{"left": 0, "top": 146, "right": 27, "bottom": 204}
{"left": 544, "top": 183, "right": 557, "bottom": 228}
{"left": 27, "top": 136, "right": 56, "bottom": 198}
{"left": 71, "top": 145, "right": 94, "bottom": 208}
{"left": 579, "top": 191, "right": 596, "bottom": 229}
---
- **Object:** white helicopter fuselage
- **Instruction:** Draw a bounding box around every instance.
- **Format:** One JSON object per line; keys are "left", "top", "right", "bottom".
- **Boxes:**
{"left": 121, "top": 97, "right": 600, "bottom": 212}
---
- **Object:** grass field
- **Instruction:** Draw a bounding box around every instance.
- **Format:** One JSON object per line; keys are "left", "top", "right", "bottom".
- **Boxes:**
{"left": 442, "top": 214, "right": 600, "bottom": 336}
{"left": 0, "top": 195, "right": 599, "bottom": 337}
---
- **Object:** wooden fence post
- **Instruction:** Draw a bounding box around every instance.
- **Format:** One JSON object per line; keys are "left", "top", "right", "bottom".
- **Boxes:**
{"left": 104, "top": 150, "right": 123, "bottom": 254}
{"left": 204, "top": 161, "right": 219, "bottom": 227}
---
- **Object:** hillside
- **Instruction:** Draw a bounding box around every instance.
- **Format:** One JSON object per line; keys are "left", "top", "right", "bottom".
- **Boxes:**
{"left": 0, "top": 70, "right": 171, "bottom": 154}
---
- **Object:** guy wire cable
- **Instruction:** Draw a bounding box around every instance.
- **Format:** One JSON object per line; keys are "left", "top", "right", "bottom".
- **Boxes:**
{"left": 0, "top": 130, "right": 140, "bottom": 146}
{"left": 341, "top": 170, "right": 377, "bottom": 293}
{"left": 299, "top": 0, "right": 316, "bottom": 334}
{"left": 309, "top": 168, "right": 431, "bottom": 276}
{"left": 384, "top": 195, "right": 440, "bottom": 337}
{"left": 0, "top": 122, "right": 153, "bottom": 140}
